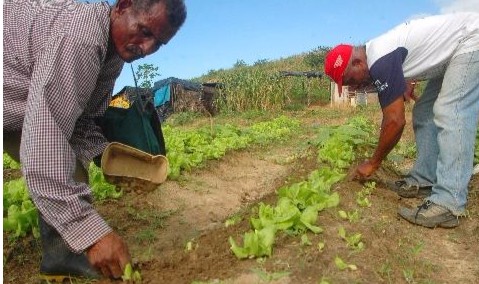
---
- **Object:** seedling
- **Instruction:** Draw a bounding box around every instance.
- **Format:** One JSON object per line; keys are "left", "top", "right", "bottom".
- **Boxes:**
{"left": 409, "top": 241, "right": 424, "bottom": 256}
{"left": 225, "top": 215, "right": 242, "bottom": 227}
{"left": 319, "top": 277, "right": 331, "bottom": 284}
{"left": 338, "top": 227, "right": 364, "bottom": 251}
{"left": 185, "top": 238, "right": 199, "bottom": 252}
{"left": 317, "top": 241, "right": 326, "bottom": 252}
{"left": 356, "top": 182, "right": 375, "bottom": 208}
{"left": 362, "top": 181, "right": 376, "bottom": 195}
{"left": 122, "top": 263, "right": 142, "bottom": 283}
{"left": 338, "top": 209, "right": 360, "bottom": 223}
{"left": 301, "top": 234, "right": 312, "bottom": 246}
{"left": 334, "top": 256, "right": 357, "bottom": 271}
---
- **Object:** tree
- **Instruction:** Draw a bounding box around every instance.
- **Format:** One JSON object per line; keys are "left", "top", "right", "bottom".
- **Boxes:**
{"left": 253, "top": 59, "right": 269, "bottom": 66}
{"left": 233, "top": 59, "right": 247, "bottom": 68}
{"left": 303, "top": 46, "right": 331, "bottom": 69}
{"left": 135, "top": 63, "right": 160, "bottom": 89}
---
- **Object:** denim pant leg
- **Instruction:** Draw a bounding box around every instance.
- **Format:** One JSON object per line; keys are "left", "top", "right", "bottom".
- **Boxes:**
{"left": 405, "top": 77, "right": 443, "bottom": 187}
{"left": 428, "top": 50, "right": 479, "bottom": 215}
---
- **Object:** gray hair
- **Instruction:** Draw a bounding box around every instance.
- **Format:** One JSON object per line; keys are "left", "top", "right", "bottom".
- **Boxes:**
{"left": 132, "top": 0, "right": 187, "bottom": 30}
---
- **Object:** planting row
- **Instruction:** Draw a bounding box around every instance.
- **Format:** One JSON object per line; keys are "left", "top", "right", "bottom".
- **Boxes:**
{"left": 228, "top": 116, "right": 377, "bottom": 260}
{"left": 3, "top": 116, "right": 300, "bottom": 240}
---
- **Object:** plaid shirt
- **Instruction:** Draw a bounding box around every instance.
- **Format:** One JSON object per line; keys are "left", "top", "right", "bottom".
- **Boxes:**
{"left": 3, "top": 0, "right": 124, "bottom": 253}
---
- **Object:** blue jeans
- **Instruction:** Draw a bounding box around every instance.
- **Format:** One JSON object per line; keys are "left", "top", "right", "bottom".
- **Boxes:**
{"left": 405, "top": 50, "right": 479, "bottom": 215}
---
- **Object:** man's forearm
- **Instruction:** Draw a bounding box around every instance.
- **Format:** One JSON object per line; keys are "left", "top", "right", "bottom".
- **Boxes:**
{"left": 370, "top": 116, "right": 405, "bottom": 167}
{"left": 21, "top": 116, "right": 111, "bottom": 252}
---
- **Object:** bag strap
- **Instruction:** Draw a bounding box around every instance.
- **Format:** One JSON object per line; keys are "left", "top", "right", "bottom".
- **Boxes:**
{"left": 131, "top": 64, "right": 155, "bottom": 151}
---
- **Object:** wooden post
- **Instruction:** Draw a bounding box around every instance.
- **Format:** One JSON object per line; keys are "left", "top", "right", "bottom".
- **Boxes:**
{"left": 330, "top": 82, "right": 349, "bottom": 107}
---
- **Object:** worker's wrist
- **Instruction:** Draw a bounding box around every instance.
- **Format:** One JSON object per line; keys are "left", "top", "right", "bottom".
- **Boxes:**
{"left": 367, "top": 158, "right": 382, "bottom": 169}
{"left": 61, "top": 214, "right": 112, "bottom": 253}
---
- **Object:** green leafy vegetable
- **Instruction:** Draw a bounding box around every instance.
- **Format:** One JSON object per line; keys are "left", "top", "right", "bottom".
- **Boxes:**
{"left": 88, "top": 163, "right": 122, "bottom": 201}
{"left": 3, "top": 178, "right": 39, "bottom": 239}
{"left": 3, "top": 152, "right": 21, "bottom": 170}
{"left": 338, "top": 227, "right": 364, "bottom": 251}
{"left": 164, "top": 116, "right": 300, "bottom": 180}
{"left": 122, "top": 263, "right": 142, "bottom": 283}
{"left": 334, "top": 256, "right": 357, "bottom": 271}
{"left": 229, "top": 226, "right": 277, "bottom": 259}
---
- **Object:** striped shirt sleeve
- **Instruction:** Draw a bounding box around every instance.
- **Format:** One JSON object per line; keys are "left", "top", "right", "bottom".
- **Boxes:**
{"left": 20, "top": 26, "right": 123, "bottom": 253}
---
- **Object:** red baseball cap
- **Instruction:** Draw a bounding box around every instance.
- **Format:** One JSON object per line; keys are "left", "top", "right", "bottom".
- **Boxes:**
{"left": 324, "top": 44, "right": 353, "bottom": 95}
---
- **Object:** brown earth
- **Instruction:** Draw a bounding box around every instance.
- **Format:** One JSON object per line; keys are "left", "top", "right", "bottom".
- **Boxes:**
{"left": 3, "top": 105, "right": 479, "bottom": 284}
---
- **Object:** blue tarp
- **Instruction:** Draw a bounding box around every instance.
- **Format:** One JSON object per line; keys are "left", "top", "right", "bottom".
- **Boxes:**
{"left": 152, "top": 77, "right": 203, "bottom": 108}
{"left": 153, "top": 77, "right": 202, "bottom": 92}
{"left": 153, "top": 85, "right": 171, "bottom": 107}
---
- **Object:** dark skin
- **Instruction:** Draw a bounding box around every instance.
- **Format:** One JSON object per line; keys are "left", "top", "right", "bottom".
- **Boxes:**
{"left": 86, "top": 0, "right": 178, "bottom": 278}
{"left": 87, "top": 232, "right": 130, "bottom": 279}
{"left": 355, "top": 96, "right": 406, "bottom": 180}
{"left": 342, "top": 47, "right": 409, "bottom": 181}
{"left": 110, "top": 0, "right": 177, "bottom": 63}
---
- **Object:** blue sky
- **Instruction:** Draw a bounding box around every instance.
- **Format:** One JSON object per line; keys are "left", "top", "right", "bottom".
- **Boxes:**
{"left": 103, "top": 0, "right": 478, "bottom": 93}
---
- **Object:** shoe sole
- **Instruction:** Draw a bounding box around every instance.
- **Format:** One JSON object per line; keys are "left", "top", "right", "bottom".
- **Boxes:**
{"left": 385, "top": 181, "right": 432, "bottom": 198}
{"left": 412, "top": 217, "right": 458, "bottom": 228}
{"left": 40, "top": 273, "right": 98, "bottom": 283}
{"left": 40, "top": 274, "right": 76, "bottom": 283}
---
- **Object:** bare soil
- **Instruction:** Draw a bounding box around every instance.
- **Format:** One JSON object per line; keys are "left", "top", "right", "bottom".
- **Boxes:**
{"left": 3, "top": 106, "right": 479, "bottom": 284}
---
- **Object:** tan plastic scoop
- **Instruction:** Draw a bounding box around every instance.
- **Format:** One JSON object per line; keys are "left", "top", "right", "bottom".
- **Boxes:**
{"left": 101, "top": 142, "right": 169, "bottom": 192}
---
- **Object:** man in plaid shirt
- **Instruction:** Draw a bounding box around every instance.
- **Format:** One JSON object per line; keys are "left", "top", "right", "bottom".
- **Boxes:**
{"left": 3, "top": 0, "right": 186, "bottom": 280}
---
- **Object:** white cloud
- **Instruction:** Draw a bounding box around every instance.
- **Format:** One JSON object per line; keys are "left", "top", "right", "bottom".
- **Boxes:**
{"left": 435, "top": 0, "right": 479, "bottom": 13}
{"left": 405, "top": 13, "right": 433, "bottom": 21}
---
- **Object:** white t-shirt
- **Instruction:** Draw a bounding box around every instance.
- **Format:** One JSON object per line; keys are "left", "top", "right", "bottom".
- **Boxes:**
{"left": 365, "top": 12, "right": 479, "bottom": 107}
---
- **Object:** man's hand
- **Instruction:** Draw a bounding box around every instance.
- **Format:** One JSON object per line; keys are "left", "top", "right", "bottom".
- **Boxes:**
{"left": 87, "top": 231, "right": 131, "bottom": 279}
{"left": 350, "top": 160, "right": 379, "bottom": 181}
{"left": 403, "top": 81, "right": 418, "bottom": 102}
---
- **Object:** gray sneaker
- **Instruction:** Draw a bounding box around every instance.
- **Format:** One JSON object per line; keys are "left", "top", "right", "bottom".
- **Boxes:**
{"left": 387, "top": 180, "right": 432, "bottom": 198}
{"left": 398, "top": 200, "right": 459, "bottom": 228}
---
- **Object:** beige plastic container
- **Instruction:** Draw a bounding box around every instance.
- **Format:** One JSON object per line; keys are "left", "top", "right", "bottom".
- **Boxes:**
{"left": 101, "top": 142, "right": 169, "bottom": 192}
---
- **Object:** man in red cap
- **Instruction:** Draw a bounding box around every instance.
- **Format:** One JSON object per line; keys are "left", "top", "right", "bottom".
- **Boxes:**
{"left": 324, "top": 44, "right": 354, "bottom": 95}
{"left": 324, "top": 13, "right": 479, "bottom": 228}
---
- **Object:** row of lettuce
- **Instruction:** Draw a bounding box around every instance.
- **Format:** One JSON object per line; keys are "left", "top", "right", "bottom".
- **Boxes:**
{"left": 228, "top": 116, "right": 376, "bottom": 261}
{"left": 3, "top": 116, "right": 301, "bottom": 239}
